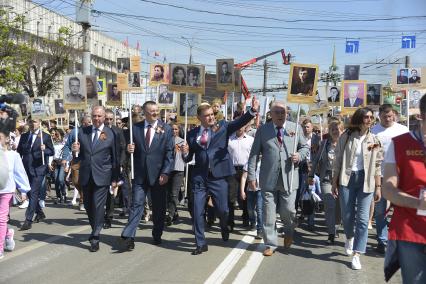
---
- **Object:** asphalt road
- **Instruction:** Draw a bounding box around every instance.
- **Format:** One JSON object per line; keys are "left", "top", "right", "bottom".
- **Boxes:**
{"left": 0, "top": 200, "right": 401, "bottom": 284}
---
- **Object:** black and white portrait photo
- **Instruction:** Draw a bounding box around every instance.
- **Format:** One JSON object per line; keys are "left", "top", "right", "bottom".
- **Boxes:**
{"left": 366, "top": 84, "right": 381, "bottom": 106}
{"left": 63, "top": 75, "right": 87, "bottom": 109}
{"left": 117, "top": 57, "right": 130, "bottom": 74}
{"left": 129, "top": 72, "right": 141, "bottom": 87}
{"left": 344, "top": 65, "right": 360, "bottom": 80}
{"left": 86, "top": 76, "right": 98, "bottom": 100}
{"left": 328, "top": 86, "right": 340, "bottom": 104}
{"left": 216, "top": 59, "right": 234, "bottom": 91}
{"left": 171, "top": 64, "right": 187, "bottom": 86}
{"left": 287, "top": 63, "right": 319, "bottom": 103}
{"left": 31, "top": 98, "right": 46, "bottom": 117}
{"left": 54, "top": 99, "right": 66, "bottom": 115}
{"left": 158, "top": 85, "right": 174, "bottom": 105}
{"left": 178, "top": 93, "right": 199, "bottom": 117}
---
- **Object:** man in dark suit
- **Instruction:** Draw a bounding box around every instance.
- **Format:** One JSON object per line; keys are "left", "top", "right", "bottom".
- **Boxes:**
{"left": 103, "top": 109, "right": 126, "bottom": 229}
{"left": 18, "top": 117, "right": 54, "bottom": 230}
{"left": 71, "top": 106, "right": 119, "bottom": 252}
{"left": 120, "top": 101, "right": 174, "bottom": 250}
{"left": 408, "top": 69, "right": 421, "bottom": 84}
{"left": 181, "top": 96, "right": 259, "bottom": 255}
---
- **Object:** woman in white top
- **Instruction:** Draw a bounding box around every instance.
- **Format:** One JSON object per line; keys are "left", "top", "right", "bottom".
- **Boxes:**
{"left": 0, "top": 127, "right": 31, "bottom": 259}
{"left": 49, "top": 129, "right": 66, "bottom": 204}
{"left": 332, "top": 107, "right": 383, "bottom": 270}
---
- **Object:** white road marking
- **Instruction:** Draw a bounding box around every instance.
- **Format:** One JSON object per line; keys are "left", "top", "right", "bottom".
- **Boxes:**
{"left": 232, "top": 241, "right": 265, "bottom": 284}
{"left": 204, "top": 234, "right": 255, "bottom": 284}
{"left": 0, "top": 225, "right": 89, "bottom": 262}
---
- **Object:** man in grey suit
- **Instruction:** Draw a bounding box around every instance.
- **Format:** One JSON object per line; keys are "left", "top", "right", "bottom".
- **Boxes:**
{"left": 72, "top": 106, "right": 119, "bottom": 252}
{"left": 247, "top": 101, "right": 309, "bottom": 256}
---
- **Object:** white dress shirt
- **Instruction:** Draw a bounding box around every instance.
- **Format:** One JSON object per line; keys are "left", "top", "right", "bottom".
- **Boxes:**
{"left": 92, "top": 124, "right": 105, "bottom": 142}
{"left": 144, "top": 120, "right": 158, "bottom": 147}
{"left": 30, "top": 129, "right": 40, "bottom": 147}
{"left": 228, "top": 133, "right": 254, "bottom": 166}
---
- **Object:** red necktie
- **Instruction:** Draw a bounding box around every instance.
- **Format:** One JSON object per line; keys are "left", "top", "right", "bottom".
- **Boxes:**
{"left": 277, "top": 126, "right": 283, "bottom": 146}
{"left": 145, "top": 125, "right": 152, "bottom": 148}
{"left": 200, "top": 128, "right": 208, "bottom": 148}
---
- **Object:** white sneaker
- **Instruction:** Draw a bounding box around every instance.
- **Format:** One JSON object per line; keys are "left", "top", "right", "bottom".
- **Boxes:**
{"left": 345, "top": 237, "right": 354, "bottom": 256}
{"left": 79, "top": 204, "right": 85, "bottom": 211}
{"left": 39, "top": 200, "right": 45, "bottom": 208}
{"left": 18, "top": 200, "right": 29, "bottom": 209}
{"left": 5, "top": 229, "right": 15, "bottom": 251}
{"left": 70, "top": 199, "right": 77, "bottom": 206}
{"left": 351, "top": 254, "right": 362, "bottom": 270}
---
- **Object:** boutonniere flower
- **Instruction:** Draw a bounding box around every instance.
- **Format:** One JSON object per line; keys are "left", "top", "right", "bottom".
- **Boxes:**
{"left": 99, "top": 131, "right": 107, "bottom": 141}
{"left": 212, "top": 123, "right": 220, "bottom": 133}
{"left": 155, "top": 125, "right": 165, "bottom": 134}
{"left": 367, "top": 143, "right": 380, "bottom": 151}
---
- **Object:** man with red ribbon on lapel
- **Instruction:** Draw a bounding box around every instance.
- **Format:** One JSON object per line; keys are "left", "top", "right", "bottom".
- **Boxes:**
{"left": 181, "top": 96, "right": 259, "bottom": 255}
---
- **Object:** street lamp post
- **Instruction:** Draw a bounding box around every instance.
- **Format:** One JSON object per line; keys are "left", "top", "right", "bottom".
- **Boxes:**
{"left": 181, "top": 36, "right": 193, "bottom": 64}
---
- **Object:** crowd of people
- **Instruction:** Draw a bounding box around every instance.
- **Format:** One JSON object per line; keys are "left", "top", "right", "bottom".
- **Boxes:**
{"left": 0, "top": 95, "right": 425, "bottom": 283}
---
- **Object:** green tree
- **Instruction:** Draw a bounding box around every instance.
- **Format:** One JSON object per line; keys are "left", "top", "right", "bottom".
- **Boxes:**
{"left": 0, "top": 9, "right": 33, "bottom": 92}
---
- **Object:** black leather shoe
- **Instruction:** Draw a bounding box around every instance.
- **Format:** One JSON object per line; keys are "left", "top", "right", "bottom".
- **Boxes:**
{"left": 165, "top": 216, "right": 172, "bottom": 227}
{"left": 376, "top": 243, "right": 386, "bottom": 254}
{"left": 34, "top": 211, "right": 46, "bottom": 223}
{"left": 120, "top": 236, "right": 135, "bottom": 251}
{"left": 326, "top": 234, "right": 335, "bottom": 245}
{"left": 103, "top": 220, "right": 111, "bottom": 229}
{"left": 20, "top": 220, "right": 32, "bottom": 231}
{"left": 221, "top": 228, "right": 230, "bottom": 242}
{"left": 89, "top": 240, "right": 99, "bottom": 252}
{"left": 191, "top": 245, "right": 208, "bottom": 255}
{"left": 153, "top": 238, "right": 162, "bottom": 245}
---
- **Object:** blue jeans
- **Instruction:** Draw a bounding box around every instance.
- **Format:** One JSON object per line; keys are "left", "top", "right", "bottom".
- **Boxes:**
{"left": 394, "top": 240, "right": 426, "bottom": 284}
{"left": 339, "top": 170, "right": 373, "bottom": 254}
{"left": 247, "top": 190, "right": 263, "bottom": 231}
{"left": 374, "top": 196, "right": 388, "bottom": 246}
{"left": 54, "top": 165, "right": 66, "bottom": 199}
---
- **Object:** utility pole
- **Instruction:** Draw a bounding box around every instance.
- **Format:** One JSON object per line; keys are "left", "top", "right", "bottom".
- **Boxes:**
{"left": 76, "top": 1, "right": 92, "bottom": 75}
{"left": 263, "top": 59, "right": 268, "bottom": 97}
{"left": 404, "top": 56, "right": 410, "bottom": 68}
{"left": 181, "top": 36, "right": 193, "bottom": 64}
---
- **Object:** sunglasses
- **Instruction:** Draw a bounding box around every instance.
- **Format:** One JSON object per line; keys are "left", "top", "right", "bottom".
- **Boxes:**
{"left": 363, "top": 115, "right": 374, "bottom": 120}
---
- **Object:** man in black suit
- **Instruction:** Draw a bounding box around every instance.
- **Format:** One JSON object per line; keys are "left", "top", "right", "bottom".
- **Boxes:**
{"left": 408, "top": 69, "right": 421, "bottom": 84}
{"left": 181, "top": 96, "right": 259, "bottom": 255}
{"left": 18, "top": 117, "right": 54, "bottom": 230}
{"left": 120, "top": 101, "right": 174, "bottom": 250}
{"left": 71, "top": 106, "right": 119, "bottom": 252}
{"left": 103, "top": 109, "right": 126, "bottom": 229}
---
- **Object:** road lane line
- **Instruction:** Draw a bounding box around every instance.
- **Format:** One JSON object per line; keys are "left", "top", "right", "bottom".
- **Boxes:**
{"left": 0, "top": 225, "right": 90, "bottom": 262}
{"left": 204, "top": 234, "right": 255, "bottom": 284}
{"left": 232, "top": 241, "right": 265, "bottom": 284}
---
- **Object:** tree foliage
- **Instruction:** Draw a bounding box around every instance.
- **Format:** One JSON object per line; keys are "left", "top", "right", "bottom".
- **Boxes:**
{"left": 0, "top": 9, "right": 33, "bottom": 92}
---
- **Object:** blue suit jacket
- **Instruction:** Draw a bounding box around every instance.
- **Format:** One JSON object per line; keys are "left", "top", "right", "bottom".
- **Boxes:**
{"left": 17, "top": 131, "right": 54, "bottom": 177}
{"left": 130, "top": 120, "right": 174, "bottom": 186}
{"left": 75, "top": 126, "right": 119, "bottom": 187}
{"left": 184, "top": 111, "right": 255, "bottom": 179}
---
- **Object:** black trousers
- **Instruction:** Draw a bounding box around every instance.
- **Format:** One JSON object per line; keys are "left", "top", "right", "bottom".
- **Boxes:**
{"left": 25, "top": 175, "right": 44, "bottom": 222}
{"left": 227, "top": 168, "right": 248, "bottom": 226}
{"left": 167, "top": 171, "right": 184, "bottom": 218}
{"left": 83, "top": 175, "right": 109, "bottom": 240}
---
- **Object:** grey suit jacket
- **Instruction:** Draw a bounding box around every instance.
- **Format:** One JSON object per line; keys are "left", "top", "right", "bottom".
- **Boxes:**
{"left": 248, "top": 121, "right": 309, "bottom": 192}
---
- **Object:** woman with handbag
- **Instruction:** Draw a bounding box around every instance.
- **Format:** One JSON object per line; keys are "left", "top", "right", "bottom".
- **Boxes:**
{"left": 332, "top": 107, "right": 383, "bottom": 270}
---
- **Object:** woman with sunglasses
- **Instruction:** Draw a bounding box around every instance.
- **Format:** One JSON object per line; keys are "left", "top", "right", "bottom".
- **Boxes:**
{"left": 331, "top": 107, "right": 383, "bottom": 270}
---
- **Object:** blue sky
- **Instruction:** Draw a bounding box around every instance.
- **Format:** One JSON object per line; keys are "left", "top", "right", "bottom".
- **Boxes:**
{"left": 36, "top": 0, "right": 426, "bottom": 94}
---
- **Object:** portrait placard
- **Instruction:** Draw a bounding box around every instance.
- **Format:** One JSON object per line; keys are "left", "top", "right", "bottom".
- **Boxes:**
{"left": 106, "top": 83, "right": 122, "bottom": 106}
{"left": 86, "top": 76, "right": 98, "bottom": 106}
{"left": 392, "top": 67, "right": 424, "bottom": 89}
{"left": 344, "top": 65, "right": 360, "bottom": 80}
{"left": 129, "top": 72, "right": 141, "bottom": 88}
{"left": 157, "top": 85, "right": 175, "bottom": 109}
{"left": 327, "top": 86, "right": 341, "bottom": 106}
{"left": 287, "top": 63, "right": 319, "bottom": 104}
{"left": 408, "top": 89, "right": 426, "bottom": 115}
{"left": 186, "top": 64, "right": 205, "bottom": 94}
{"left": 216, "top": 59, "right": 235, "bottom": 91}
{"left": 177, "top": 93, "right": 201, "bottom": 124}
{"left": 30, "top": 97, "right": 47, "bottom": 118}
{"left": 309, "top": 86, "right": 329, "bottom": 115}
{"left": 117, "top": 57, "right": 130, "bottom": 74}
{"left": 54, "top": 99, "right": 66, "bottom": 117}
{"left": 149, "top": 63, "right": 170, "bottom": 86}
{"left": 366, "top": 84, "right": 381, "bottom": 107}
{"left": 169, "top": 63, "right": 188, "bottom": 92}
{"left": 341, "top": 80, "right": 367, "bottom": 114}
{"left": 63, "top": 75, "right": 87, "bottom": 110}
{"left": 130, "top": 56, "right": 141, "bottom": 73}
{"left": 19, "top": 104, "right": 28, "bottom": 117}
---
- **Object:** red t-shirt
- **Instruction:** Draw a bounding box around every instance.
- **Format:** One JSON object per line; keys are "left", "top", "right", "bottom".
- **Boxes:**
{"left": 389, "top": 133, "right": 426, "bottom": 244}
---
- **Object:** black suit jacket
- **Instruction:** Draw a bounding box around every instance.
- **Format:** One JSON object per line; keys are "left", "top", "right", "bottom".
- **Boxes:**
{"left": 130, "top": 120, "right": 174, "bottom": 186}
{"left": 17, "top": 131, "right": 54, "bottom": 177}
{"left": 110, "top": 125, "right": 126, "bottom": 167}
{"left": 75, "top": 126, "right": 119, "bottom": 187}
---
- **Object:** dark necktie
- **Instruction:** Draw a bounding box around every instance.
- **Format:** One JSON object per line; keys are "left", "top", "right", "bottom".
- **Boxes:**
{"left": 276, "top": 126, "right": 283, "bottom": 146}
{"left": 92, "top": 128, "right": 99, "bottom": 146}
{"left": 145, "top": 125, "right": 152, "bottom": 148}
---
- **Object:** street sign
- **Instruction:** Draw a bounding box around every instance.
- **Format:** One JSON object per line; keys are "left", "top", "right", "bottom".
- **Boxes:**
{"left": 345, "top": 40, "right": 359, "bottom": 54}
{"left": 401, "top": 36, "right": 416, "bottom": 49}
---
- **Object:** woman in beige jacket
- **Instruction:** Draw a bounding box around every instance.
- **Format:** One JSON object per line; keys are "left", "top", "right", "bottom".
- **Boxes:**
{"left": 331, "top": 107, "right": 383, "bottom": 270}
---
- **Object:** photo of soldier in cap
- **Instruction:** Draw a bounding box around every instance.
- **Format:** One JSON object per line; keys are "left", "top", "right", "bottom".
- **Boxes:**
{"left": 31, "top": 98, "right": 47, "bottom": 117}
{"left": 64, "top": 75, "right": 87, "bottom": 109}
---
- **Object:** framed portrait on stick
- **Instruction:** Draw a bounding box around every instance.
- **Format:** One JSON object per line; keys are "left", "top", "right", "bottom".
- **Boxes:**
{"left": 63, "top": 75, "right": 87, "bottom": 110}
{"left": 366, "top": 84, "right": 381, "bottom": 107}
{"left": 117, "top": 57, "right": 130, "bottom": 74}
{"left": 341, "top": 80, "right": 367, "bottom": 114}
{"left": 86, "top": 76, "right": 98, "bottom": 106}
{"left": 392, "top": 67, "right": 425, "bottom": 89}
{"left": 169, "top": 63, "right": 188, "bottom": 92}
{"left": 216, "top": 59, "right": 235, "bottom": 91}
{"left": 186, "top": 64, "right": 205, "bottom": 94}
{"left": 30, "top": 97, "right": 47, "bottom": 118}
{"left": 106, "top": 83, "right": 122, "bottom": 106}
{"left": 327, "top": 86, "right": 341, "bottom": 106}
{"left": 117, "top": 73, "right": 129, "bottom": 91}
{"left": 287, "top": 63, "right": 319, "bottom": 104}
{"left": 309, "top": 86, "right": 329, "bottom": 115}
{"left": 149, "top": 64, "right": 170, "bottom": 86}
{"left": 157, "top": 85, "right": 175, "bottom": 109}
{"left": 408, "top": 89, "right": 426, "bottom": 115}
{"left": 177, "top": 93, "right": 201, "bottom": 124}
{"left": 344, "top": 65, "right": 360, "bottom": 80}
{"left": 130, "top": 56, "right": 141, "bottom": 73}
{"left": 54, "top": 99, "right": 66, "bottom": 117}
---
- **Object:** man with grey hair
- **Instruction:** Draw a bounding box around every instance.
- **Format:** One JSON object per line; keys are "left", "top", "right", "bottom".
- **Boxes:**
{"left": 71, "top": 106, "right": 119, "bottom": 252}
{"left": 247, "top": 101, "right": 309, "bottom": 256}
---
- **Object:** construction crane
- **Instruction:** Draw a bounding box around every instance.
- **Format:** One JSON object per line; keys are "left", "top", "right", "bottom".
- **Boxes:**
{"left": 235, "top": 49, "right": 291, "bottom": 99}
